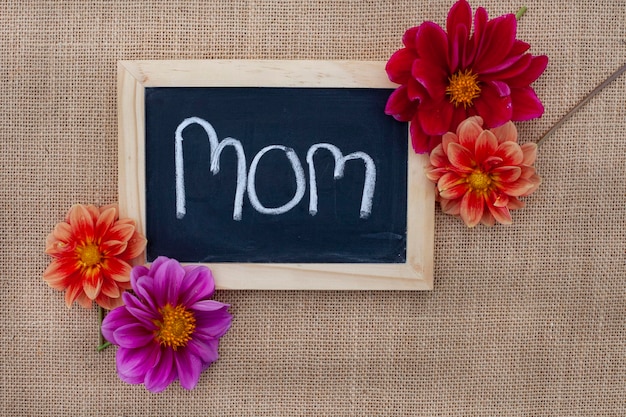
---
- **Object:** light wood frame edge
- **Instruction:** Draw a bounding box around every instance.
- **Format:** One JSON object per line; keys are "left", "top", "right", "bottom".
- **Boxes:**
{"left": 118, "top": 60, "right": 434, "bottom": 290}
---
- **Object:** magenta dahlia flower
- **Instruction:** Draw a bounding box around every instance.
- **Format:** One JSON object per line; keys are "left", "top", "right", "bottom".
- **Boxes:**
{"left": 101, "top": 256, "right": 232, "bottom": 392}
{"left": 385, "top": 0, "right": 548, "bottom": 153}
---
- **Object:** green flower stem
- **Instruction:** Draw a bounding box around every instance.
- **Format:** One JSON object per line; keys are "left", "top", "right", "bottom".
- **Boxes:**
{"left": 537, "top": 62, "right": 626, "bottom": 148}
{"left": 515, "top": 6, "right": 528, "bottom": 20}
{"left": 97, "top": 306, "right": 111, "bottom": 352}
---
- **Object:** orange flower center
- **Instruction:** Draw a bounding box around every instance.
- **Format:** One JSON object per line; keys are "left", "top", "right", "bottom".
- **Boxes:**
{"left": 76, "top": 243, "right": 102, "bottom": 267}
{"left": 155, "top": 304, "right": 196, "bottom": 350}
{"left": 467, "top": 171, "right": 492, "bottom": 191}
{"left": 446, "top": 69, "right": 481, "bottom": 108}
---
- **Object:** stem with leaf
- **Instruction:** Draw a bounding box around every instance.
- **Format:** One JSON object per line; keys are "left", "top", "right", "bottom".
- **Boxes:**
{"left": 97, "top": 306, "right": 111, "bottom": 351}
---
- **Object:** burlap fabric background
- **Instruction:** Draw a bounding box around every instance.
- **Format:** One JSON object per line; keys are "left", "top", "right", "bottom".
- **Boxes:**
{"left": 1, "top": 0, "right": 624, "bottom": 415}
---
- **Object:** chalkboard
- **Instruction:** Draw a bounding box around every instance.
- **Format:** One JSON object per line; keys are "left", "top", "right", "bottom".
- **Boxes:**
{"left": 119, "top": 60, "right": 434, "bottom": 290}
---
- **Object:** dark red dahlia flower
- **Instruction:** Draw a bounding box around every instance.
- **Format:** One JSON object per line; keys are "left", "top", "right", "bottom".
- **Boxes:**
{"left": 385, "top": 0, "right": 548, "bottom": 153}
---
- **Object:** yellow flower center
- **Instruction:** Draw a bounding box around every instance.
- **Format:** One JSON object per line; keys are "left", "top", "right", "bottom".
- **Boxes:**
{"left": 77, "top": 243, "right": 102, "bottom": 267}
{"left": 446, "top": 69, "right": 481, "bottom": 108}
{"left": 467, "top": 171, "right": 492, "bottom": 191}
{"left": 155, "top": 304, "right": 196, "bottom": 350}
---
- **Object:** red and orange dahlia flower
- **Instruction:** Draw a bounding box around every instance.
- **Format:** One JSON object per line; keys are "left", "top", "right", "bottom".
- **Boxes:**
{"left": 43, "top": 204, "right": 147, "bottom": 309}
{"left": 425, "top": 116, "right": 540, "bottom": 227}
{"left": 385, "top": 0, "right": 548, "bottom": 153}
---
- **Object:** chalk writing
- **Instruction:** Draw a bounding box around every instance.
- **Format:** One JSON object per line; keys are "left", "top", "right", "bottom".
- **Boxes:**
{"left": 174, "top": 117, "right": 376, "bottom": 220}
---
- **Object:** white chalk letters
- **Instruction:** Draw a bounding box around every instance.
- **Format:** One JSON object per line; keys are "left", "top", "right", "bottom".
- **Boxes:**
{"left": 174, "top": 117, "right": 376, "bottom": 221}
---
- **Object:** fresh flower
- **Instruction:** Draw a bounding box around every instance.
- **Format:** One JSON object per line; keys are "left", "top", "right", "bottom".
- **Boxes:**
{"left": 101, "top": 257, "right": 232, "bottom": 393}
{"left": 43, "top": 204, "right": 147, "bottom": 309}
{"left": 425, "top": 116, "right": 540, "bottom": 227}
{"left": 385, "top": 0, "right": 548, "bottom": 153}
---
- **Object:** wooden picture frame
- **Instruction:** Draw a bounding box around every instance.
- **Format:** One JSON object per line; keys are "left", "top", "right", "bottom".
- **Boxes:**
{"left": 118, "top": 60, "right": 434, "bottom": 290}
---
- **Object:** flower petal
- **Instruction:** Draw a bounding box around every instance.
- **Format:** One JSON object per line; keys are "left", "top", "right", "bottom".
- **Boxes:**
{"left": 69, "top": 204, "right": 95, "bottom": 244}
{"left": 490, "top": 121, "right": 518, "bottom": 143}
{"left": 473, "top": 81, "right": 513, "bottom": 128}
{"left": 114, "top": 323, "right": 156, "bottom": 349}
{"left": 179, "top": 266, "right": 215, "bottom": 306}
{"left": 496, "top": 141, "right": 524, "bottom": 165}
{"left": 152, "top": 258, "right": 185, "bottom": 308}
{"left": 116, "top": 344, "right": 161, "bottom": 385}
{"left": 187, "top": 338, "right": 219, "bottom": 366}
{"left": 130, "top": 265, "right": 150, "bottom": 290}
{"left": 417, "top": 100, "right": 454, "bottom": 136}
{"left": 415, "top": 22, "right": 449, "bottom": 71}
{"left": 102, "top": 257, "right": 132, "bottom": 282}
{"left": 102, "top": 306, "right": 137, "bottom": 344}
{"left": 447, "top": 142, "right": 475, "bottom": 172}
{"left": 385, "top": 86, "right": 417, "bottom": 122}
{"left": 491, "top": 166, "right": 522, "bottom": 183}
{"left": 190, "top": 299, "right": 228, "bottom": 312}
{"left": 123, "top": 233, "right": 147, "bottom": 260}
{"left": 103, "top": 223, "right": 135, "bottom": 247}
{"left": 401, "top": 26, "right": 419, "bottom": 49}
{"left": 101, "top": 240, "right": 128, "bottom": 257}
{"left": 460, "top": 191, "right": 484, "bottom": 227}
{"left": 385, "top": 48, "right": 417, "bottom": 84}
{"left": 474, "top": 130, "right": 499, "bottom": 164}
{"left": 175, "top": 349, "right": 203, "bottom": 390}
{"left": 508, "top": 55, "right": 549, "bottom": 88}
{"left": 411, "top": 59, "right": 448, "bottom": 99}
{"left": 473, "top": 14, "right": 517, "bottom": 74}
{"left": 64, "top": 281, "right": 84, "bottom": 308}
{"left": 82, "top": 273, "right": 103, "bottom": 300}
{"left": 144, "top": 348, "right": 177, "bottom": 393}
{"left": 194, "top": 308, "right": 233, "bottom": 339}
{"left": 487, "top": 203, "right": 513, "bottom": 225}
{"left": 446, "top": 0, "right": 472, "bottom": 45}
{"left": 409, "top": 119, "right": 433, "bottom": 154}
{"left": 521, "top": 142, "right": 538, "bottom": 165}
{"left": 437, "top": 172, "right": 468, "bottom": 200}
{"left": 429, "top": 144, "right": 448, "bottom": 168}
{"left": 511, "top": 87, "right": 545, "bottom": 121}
{"left": 43, "top": 257, "right": 78, "bottom": 288}
{"left": 457, "top": 116, "right": 484, "bottom": 148}
{"left": 122, "top": 291, "right": 160, "bottom": 326}
{"left": 498, "top": 178, "right": 535, "bottom": 196}
{"left": 95, "top": 207, "right": 117, "bottom": 241}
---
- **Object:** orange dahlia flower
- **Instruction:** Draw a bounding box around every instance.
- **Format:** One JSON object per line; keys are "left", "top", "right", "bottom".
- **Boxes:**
{"left": 426, "top": 116, "right": 540, "bottom": 227}
{"left": 43, "top": 204, "right": 147, "bottom": 309}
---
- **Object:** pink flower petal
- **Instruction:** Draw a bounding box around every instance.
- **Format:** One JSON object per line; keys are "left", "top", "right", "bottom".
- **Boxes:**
{"left": 175, "top": 349, "right": 203, "bottom": 390}
{"left": 117, "top": 343, "right": 162, "bottom": 385}
{"left": 179, "top": 266, "right": 215, "bottom": 306}
{"left": 152, "top": 258, "right": 185, "bottom": 308}
{"left": 187, "top": 338, "right": 219, "bottom": 366}
{"left": 429, "top": 144, "right": 448, "bottom": 168}
{"left": 102, "top": 306, "right": 138, "bottom": 344}
{"left": 460, "top": 191, "right": 485, "bottom": 227}
{"left": 144, "top": 348, "right": 177, "bottom": 393}
{"left": 511, "top": 87, "right": 545, "bottom": 121}
{"left": 82, "top": 272, "right": 103, "bottom": 300}
{"left": 114, "top": 323, "right": 156, "bottom": 349}
{"left": 498, "top": 178, "right": 535, "bottom": 197}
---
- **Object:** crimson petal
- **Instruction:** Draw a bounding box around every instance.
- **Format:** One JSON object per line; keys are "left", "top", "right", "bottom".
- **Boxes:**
{"left": 473, "top": 81, "right": 512, "bottom": 128}
{"left": 385, "top": 86, "right": 417, "bottom": 122}
{"left": 415, "top": 22, "right": 449, "bottom": 71}
{"left": 473, "top": 14, "right": 517, "bottom": 74}
{"left": 417, "top": 101, "right": 454, "bottom": 136}
{"left": 386, "top": 48, "right": 417, "bottom": 84}
{"left": 511, "top": 87, "right": 545, "bottom": 121}
{"left": 446, "top": 0, "right": 472, "bottom": 43}
{"left": 508, "top": 55, "right": 548, "bottom": 88}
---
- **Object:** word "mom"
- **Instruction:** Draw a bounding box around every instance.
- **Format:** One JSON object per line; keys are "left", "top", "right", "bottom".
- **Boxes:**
{"left": 175, "top": 117, "right": 376, "bottom": 221}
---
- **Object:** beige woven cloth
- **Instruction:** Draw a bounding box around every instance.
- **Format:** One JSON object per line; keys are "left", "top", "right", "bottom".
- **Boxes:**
{"left": 1, "top": 0, "right": 625, "bottom": 415}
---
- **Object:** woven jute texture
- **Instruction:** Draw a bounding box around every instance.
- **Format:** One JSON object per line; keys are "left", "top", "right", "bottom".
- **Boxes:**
{"left": 1, "top": 0, "right": 625, "bottom": 415}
